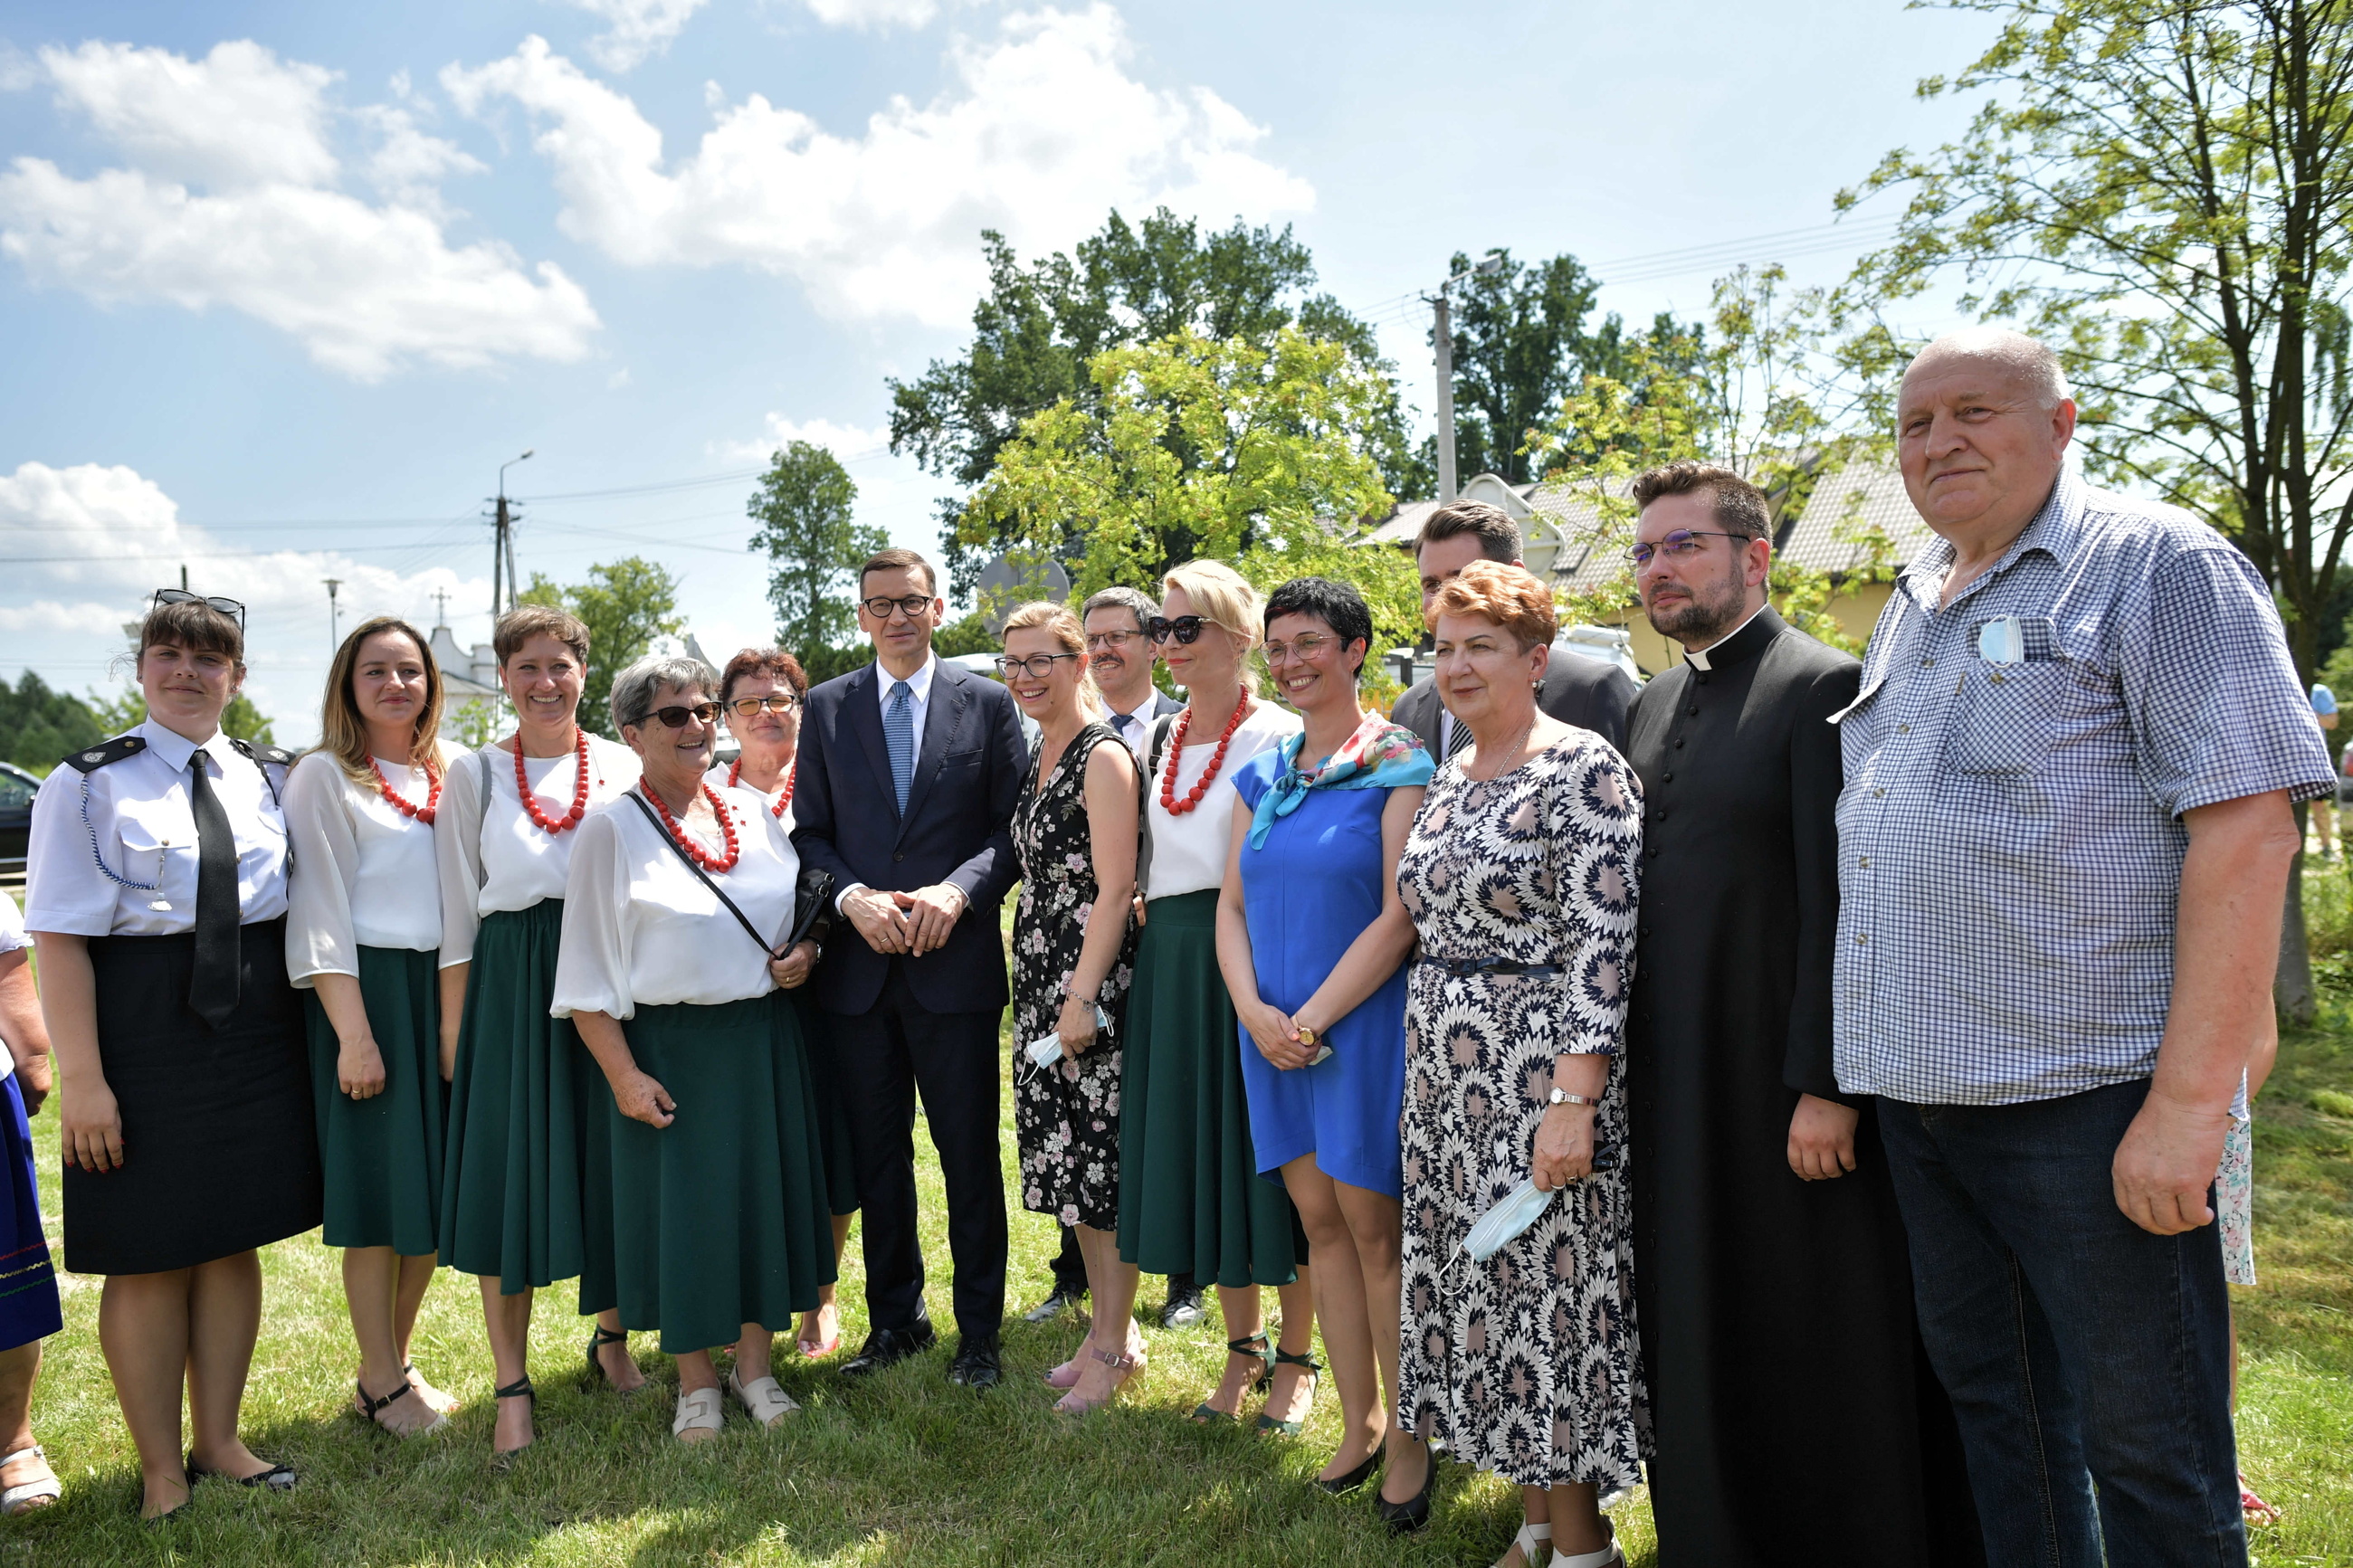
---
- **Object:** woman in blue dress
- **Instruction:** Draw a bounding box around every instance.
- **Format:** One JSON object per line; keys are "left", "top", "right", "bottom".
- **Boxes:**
{"left": 1216, "top": 576, "right": 1433, "bottom": 1507}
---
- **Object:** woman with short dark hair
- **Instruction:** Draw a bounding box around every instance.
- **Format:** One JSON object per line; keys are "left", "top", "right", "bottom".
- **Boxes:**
{"left": 24, "top": 592, "right": 318, "bottom": 1518}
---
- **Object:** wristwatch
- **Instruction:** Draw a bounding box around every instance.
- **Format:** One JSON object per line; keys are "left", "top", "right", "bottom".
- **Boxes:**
{"left": 1294, "top": 1025, "right": 1318, "bottom": 1048}
{"left": 1548, "top": 1088, "right": 1597, "bottom": 1107}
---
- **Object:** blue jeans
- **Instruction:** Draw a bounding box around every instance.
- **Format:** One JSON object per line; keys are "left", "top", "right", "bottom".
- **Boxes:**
{"left": 1878, "top": 1080, "right": 2245, "bottom": 1568}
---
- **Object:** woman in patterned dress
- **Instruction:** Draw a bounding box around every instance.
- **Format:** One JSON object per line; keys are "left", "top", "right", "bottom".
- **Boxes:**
{"left": 1000, "top": 603, "right": 1144, "bottom": 1414}
{"left": 1393, "top": 562, "right": 1648, "bottom": 1567}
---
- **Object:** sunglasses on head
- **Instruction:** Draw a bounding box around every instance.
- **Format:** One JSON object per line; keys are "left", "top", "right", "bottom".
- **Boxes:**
{"left": 639, "top": 701, "right": 721, "bottom": 729}
{"left": 1147, "top": 615, "right": 1209, "bottom": 644}
{"left": 151, "top": 588, "right": 246, "bottom": 628}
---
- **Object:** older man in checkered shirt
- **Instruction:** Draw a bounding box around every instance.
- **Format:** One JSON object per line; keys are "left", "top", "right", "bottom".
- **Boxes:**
{"left": 1833, "top": 328, "right": 2331, "bottom": 1567}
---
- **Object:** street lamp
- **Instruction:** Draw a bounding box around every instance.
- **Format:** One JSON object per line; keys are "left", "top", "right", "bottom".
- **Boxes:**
{"left": 324, "top": 577, "right": 343, "bottom": 656}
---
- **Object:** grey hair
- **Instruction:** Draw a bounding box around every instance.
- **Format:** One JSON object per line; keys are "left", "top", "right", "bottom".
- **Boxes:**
{"left": 609, "top": 653, "right": 719, "bottom": 733}
{"left": 1910, "top": 326, "right": 2073, "bottom": 409}
{"left": 1081, "top": 584, "right": 1158, "bottom": 632}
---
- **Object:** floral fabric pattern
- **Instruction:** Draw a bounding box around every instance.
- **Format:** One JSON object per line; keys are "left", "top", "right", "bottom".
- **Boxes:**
{"left": 1012, "top": 722, "right": 1137, "bottom": 1230}
{"left": 1394, "top": 734, "right": 1650, "bottom": 1490}
{"left": 2218, "top": 1116, "right": 2254, "bottom": 1288}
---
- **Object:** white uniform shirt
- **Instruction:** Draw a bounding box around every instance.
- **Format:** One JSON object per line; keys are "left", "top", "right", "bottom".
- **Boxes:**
{"left": 24, "top": 719, "right": 291, "bottom": 937}
{"left": 434, "top": 735, "right": 641, "bottom": 969}
{"left": 0, "top": 896, "right": 25, "bottom": 1082}
{"left": 703, "top": 762, "right": 795, "bottom": 835}
{"left": 282, "top": 751, "right": 443, "bottom": 985}
{"left": 549, "top": 785, "right": 801, "bottom": 1019}
{"left": 1143, "top": 698, "right": 1301, "bottom": 899}
{"left": 872, "top": 652, "right": 938, "bottom": 771}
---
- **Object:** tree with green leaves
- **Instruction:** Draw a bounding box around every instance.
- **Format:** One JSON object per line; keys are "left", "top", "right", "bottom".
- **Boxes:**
{"left": 519, "top": 557, "right": 684, "bottom": 738}
{"left": 0, "top": 671, "right": 104, "bottom": 770}
{"left": 891, "top": 207, "right": 1424, "bottom": 590}
{"left": 964, "top": 327, "right": 1419, "bottom": 651}
{"left": 747, "top": 441, "right": 888, "bottom": 664}
{"left": 1834, "top": 0, "right": 2353, "bottom": 1017}
{"left": 81, "top": 686, "right": 273, "bottom": 747}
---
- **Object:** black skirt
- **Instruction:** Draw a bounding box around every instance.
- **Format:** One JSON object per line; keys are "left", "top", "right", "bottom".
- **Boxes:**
{"left": 62, "top": 918, "right": 323, "bottom": 1275}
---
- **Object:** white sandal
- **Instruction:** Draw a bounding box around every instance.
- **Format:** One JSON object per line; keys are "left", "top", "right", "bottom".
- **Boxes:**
{"left": 1499, "top": 1521, "right": 1550, "bottom": 1566}
{"left": 725, "top": 1367, "right": 800, "bottom": 1430}
{"left": 672, "top": 1386, "right": 726, "bottom": 1443}
{"left": 0, "top": 1444, "right": 61, "bottom": 1515}
{"left": 1550, "top": 1529, "right": 1623, "bottom": 1568}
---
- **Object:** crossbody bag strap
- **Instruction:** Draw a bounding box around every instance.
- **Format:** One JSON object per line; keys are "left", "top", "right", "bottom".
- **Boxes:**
{"left": 624, "top": 791, "right": 777, "bottom": 956}
{"left": 1136, "top": 711, "right": 1179, "bottom": 903}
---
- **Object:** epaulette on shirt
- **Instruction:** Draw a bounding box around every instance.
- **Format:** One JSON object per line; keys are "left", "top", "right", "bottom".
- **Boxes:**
{"left": 63, "top": 734, "right": 147, "bottom": 774}
{"left": 230, "top": 738, "right": 298, "bottom": 768}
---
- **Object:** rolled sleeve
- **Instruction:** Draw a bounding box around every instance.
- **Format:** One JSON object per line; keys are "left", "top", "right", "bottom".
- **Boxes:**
{"left": 2128, "top": 545, "right": 2335, "bottom": 817}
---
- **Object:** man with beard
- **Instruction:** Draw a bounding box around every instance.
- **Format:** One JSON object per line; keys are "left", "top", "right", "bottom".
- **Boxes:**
{"left": 1621, "top": 462, "right": 1977, "bottom": 1567}
{"left": 1021, "top": 587, "right": 1204, "bottom": 1331}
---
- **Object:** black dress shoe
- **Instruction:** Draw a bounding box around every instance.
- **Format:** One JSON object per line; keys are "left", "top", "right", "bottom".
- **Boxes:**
{"left": 841, "top": 1320, "right": 937, "bottom": 1378}
{"left": 1158, "top": 1283, "right": 1206, "bottom": 1329}
{"left": 1374, "top": 1446, "right": 1436, "bottom": 1535}
{"left": 1023, "top": 1282, "right": 1088, "bottom": 1324}
{"left": 947, "top": 1335, "right": 1003, "bottom": 1389}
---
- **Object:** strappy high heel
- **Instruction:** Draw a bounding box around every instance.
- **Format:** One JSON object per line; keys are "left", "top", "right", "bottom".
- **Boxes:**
{"left": 1053, "top": 1344, "right": 1142, "bottom": 1415}
{"left": 489, "top": 1376, "right": 535, "bottom": 1472}
{"left": 1255, "top": 1346, "right": 1322, "bottom": 1436}
{"left": 1191, "top": 1333, "right": 1272, "bottom": 1423}
{"left": 584, "top": 1326, "right": 641, "bottom": 1393}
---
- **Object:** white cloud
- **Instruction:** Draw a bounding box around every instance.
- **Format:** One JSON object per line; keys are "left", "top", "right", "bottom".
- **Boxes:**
{"left": 714, "top": 413, "right": 893, "bottom": 465}
{"left": 800, "top": 0, "right": 943, "bottom": 29}
{"left": 443, "top": 6, "right": 1314, "bottom": 325}
{"left": 0, "top": 40, "right": 599, "bottom": 380}
{"left": 566, "top": 0, "right": 710, "bottom": 72}
{"left": 0, "top": 461, "right": 491, "bottom": 743}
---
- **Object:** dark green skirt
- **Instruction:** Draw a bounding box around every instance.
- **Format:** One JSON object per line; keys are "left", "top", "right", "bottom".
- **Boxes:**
{"left": 606, "top": 993, "right": 838, "bottom": 1353}
{"left": 788, "top": 989, "right": 862, "bottom": 1219}
{"left": 438, "top": 899, "right": 616, "bottom": 1306}
{"left": 1116, "top": 890, "right": 1302, "bottom": 1288}
{"left": 306, "top": 946, "right": 443, "bottom": 1254}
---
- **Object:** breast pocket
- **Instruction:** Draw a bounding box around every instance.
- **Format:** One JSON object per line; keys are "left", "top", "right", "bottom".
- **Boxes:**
{"left": 1946, "top": 659, "right": 2081, "bottom": 775}
{"left": 938, "top": 747, "right": 984, "bottom": 773}
{"left": 111, "top": 801, "right": 181, "bottom": 889}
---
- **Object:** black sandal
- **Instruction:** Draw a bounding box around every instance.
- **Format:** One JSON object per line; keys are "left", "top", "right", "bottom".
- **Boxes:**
{"left": 1191, "top": 1334, "right": 1273, "bottom": 1423}
{"left": 186, "top": 1453, "right": 298, "bottom": 1491}
{"left": 584, "top": 1326, "right": 642, "bottom": 1393}
{"left": 1255, "top": 1347, "right": 1323, "bottom": 1436}
{"left": 490, "top": 1376, "right": 536, "bottom": 1471}
{"left": 355, "top": 1375, "right": 445, "bottom": 1437}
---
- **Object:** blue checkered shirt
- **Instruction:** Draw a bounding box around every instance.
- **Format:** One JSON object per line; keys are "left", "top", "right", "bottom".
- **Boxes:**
{"left": 1833, "top": 468, "right": 2333, "bottom": 1106}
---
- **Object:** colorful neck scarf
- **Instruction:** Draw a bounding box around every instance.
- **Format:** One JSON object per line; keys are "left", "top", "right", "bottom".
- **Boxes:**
{"left": 1246, "top": 710, "right": 1434, "bottom": 849}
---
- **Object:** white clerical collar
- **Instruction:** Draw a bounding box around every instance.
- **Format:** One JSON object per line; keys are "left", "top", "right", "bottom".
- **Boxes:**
{"left": 1683, "top": 603, "right": 1768, "bottom": 671}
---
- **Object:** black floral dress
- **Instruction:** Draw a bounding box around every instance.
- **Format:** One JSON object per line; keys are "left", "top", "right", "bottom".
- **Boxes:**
{"left": 1394, "top": 733, "right": 1650, "bottom": 1490}
{"left": 1013, "top": 722, "right": 1138, "bottom": 1230}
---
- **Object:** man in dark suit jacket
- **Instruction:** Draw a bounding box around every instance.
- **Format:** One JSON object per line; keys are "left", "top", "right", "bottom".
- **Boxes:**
{"left": 1389, "top": 500, "right": 1638, "bottom": 755}
{"left": 792, "top": 548, "right": 1028, "bottom": 1387}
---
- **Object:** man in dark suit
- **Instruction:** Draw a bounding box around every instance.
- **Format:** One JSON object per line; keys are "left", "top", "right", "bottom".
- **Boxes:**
{"left": 1021, "top": 588, "right": 1202, "bottom": 1329}
{"left": 1389, "top": 500, "right": 1637, "bottom": 754}
{"left": 792, "top": 547, "right": 1028, "bottom": 1387}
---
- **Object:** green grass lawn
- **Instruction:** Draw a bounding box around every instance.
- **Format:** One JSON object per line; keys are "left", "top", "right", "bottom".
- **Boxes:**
{"left": 2, "top": 890, "right": 2348, "bottom": 1565}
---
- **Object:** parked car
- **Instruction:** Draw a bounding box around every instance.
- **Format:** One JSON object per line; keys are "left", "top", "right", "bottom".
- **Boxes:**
{"left": 0, "top": 762, "right": 37, "bottom": 872}
{"left": 1384, "top": 622, "right": 1645, "bottom": 690}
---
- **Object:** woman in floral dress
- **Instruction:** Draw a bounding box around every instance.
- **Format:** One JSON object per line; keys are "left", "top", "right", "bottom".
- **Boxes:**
{"left": 1394, "top": 562, "right": 1648, "bottom": 1567}
{"left": 999, "top": 603, "right": 1143, "bottom": 1414}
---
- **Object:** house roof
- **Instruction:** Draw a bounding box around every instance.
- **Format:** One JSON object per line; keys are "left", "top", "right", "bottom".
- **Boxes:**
{"left": 1777, "top": 457, "right": 1929, "bottom": 576}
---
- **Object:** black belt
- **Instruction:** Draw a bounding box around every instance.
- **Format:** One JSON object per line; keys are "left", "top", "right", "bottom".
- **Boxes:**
{"left": 1416, "top": 956, "right": 1564, "bottom": 978}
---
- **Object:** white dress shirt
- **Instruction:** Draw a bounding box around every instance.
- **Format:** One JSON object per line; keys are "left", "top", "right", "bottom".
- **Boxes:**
{"left": 1143, "top": 699, "right": 1301, "bottom": 899}
{"left": 433, "top": 735, "right": 642, "bottom": 968}
{"left": 0, "top": 896, "right": 25, "bottom": 1082}
{"left": 282, "top": 751, "right": 443, "bottom": 985}
{"left": 1104, "top": 695, "right": 1161, "bottom": 755}
{"left": 873, "top": 652, "right": 938, "bottom": 772}
{"left": 24, "top": 718, "right": 291, "bottom": 937}
{"left": 549, "top": 786, "right": 801, "bottom": 1019}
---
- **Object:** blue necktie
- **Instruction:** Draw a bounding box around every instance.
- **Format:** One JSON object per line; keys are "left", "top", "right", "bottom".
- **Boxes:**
{"left": 884, "top": 679, "right": 916, "bottom": 812}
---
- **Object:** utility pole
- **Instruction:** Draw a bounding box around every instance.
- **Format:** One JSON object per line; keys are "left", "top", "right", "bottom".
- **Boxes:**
{"left": 324, "top": 577, "right": 343, "bottom": 655}
{"left": 492, "top": 449, "right": 534, "bottom": 618}
{"left": 432, "top": 587, "right": 451, "bottom": 628}
{"left": 1433, "top": 289, "right": 1458, "bottom": 503}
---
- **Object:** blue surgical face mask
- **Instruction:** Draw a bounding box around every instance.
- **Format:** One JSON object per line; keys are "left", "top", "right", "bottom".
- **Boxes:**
{"left": 1461, "top": 1178, "right": 1558, "bottom": 1264}
{"left": 1024, "top": 1031, "right": 1065, "bottom": 1069}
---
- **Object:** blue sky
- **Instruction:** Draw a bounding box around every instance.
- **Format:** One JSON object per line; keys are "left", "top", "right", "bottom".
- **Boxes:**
{"left": 0, "top": 0, "right": 1997, "bottom": 743}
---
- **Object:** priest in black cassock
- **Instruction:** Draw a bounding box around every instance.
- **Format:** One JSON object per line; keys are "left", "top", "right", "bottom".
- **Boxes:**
{"left": 1621, "top": 461, "right": 1978, "bottom": 1568}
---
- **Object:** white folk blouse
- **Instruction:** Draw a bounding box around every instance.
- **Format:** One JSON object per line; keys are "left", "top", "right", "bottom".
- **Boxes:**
{"left": 549, "top": 784, "right": 801, "bottom": 1020}
{"left": 434, "top": 735, "right": 641, "bottom": 969}
{"left": 24, "top": 719, "right": 291, "bottom": 938}
{"left": 282, "top": 751, "right": 443, "bottom": 985}
{"left": 1143, "top": 698, "right": 1301, "bottom": 900}
{"left": 702, "top": 762, "right": 795, "bottom": 834}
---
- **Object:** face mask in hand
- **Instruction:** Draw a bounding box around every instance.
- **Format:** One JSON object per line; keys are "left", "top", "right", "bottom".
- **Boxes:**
{"left": 1461, "top": 1178, "right": 1558, "bottom": 1264}
{"left": 1024, "top": 1005, "right": 1113, "bottom": 1069}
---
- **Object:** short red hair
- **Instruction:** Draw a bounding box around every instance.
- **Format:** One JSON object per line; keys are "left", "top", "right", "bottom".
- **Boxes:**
{"left": 1426, "top": 559, "right": 1556, "bottom": 651}
{"left": 719, "top": 647, "right": 808, "bottom": 704}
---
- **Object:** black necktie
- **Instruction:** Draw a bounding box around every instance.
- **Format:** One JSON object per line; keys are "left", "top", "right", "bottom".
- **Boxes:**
{"left": 1444, "top": 714, "right": 1474, "bottom": 762}
{"left": 187, "top": 753, "right": 241, "bottom": 1028}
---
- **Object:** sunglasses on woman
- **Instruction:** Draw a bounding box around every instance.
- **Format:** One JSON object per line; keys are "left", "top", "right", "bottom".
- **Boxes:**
{"left": 150, "top": 588, "right": 246, "bottom": 627}
{"left": 1147, "top": 614, "right": 1209, "bottom": 644}
{"left": 639, "top": 702, "right": 722, "bottom": 729}
{"left": 726, "top": 694, "right": 802, "bottom": 717}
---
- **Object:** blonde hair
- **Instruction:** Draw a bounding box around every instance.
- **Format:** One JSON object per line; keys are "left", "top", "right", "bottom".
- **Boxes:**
{"left": 319, "top": 616, "right": 451, "bottom": 788}
{"left": 1161, "top": 559, "right": 1264, "bottom": 694}
{"left": 1000, "top": 601, "right": 1104, "bottom": 719}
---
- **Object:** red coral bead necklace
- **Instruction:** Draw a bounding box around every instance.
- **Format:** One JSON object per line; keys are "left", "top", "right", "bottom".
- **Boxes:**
{"left": 642, "top": 780, "right": 741, "bottom": 873}
{"left": 514, "top": 726, "right": 594, "bottom": 836}
{"left": 1159, "top": 691, "right": 1254, "bottom": 816}
{"left": 728, "top": 757, "right": 795, "bottom": 818}
{"left": 372, "top": 757, "right": 442, "bottom": 825}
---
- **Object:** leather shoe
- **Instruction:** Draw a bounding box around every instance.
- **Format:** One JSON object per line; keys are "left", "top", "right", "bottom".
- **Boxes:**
{"left": 841, "top": 1320, "right": 936, "bottom": 1378}
{"left": 1159, "top": 1284, "right": 1206, "bottom": 1329}
{"left": 1023, "top": 1282, "right": 1087, "bottom": 1325}
{"left": 947, "top": 1335, "right": 1003, "bottom": 1390}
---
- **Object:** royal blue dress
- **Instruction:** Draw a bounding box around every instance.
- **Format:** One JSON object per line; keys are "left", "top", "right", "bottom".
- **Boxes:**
{"left": 1232, "top": 751, "right": 1410, "bottom": 1199}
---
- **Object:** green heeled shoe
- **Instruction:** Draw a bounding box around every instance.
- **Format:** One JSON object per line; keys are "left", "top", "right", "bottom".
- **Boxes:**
{"left": 1254, "top": 1346, "right": 1322, "bottom": 1436}
{"left": 1191, "top": 1333, "right": 1273, "bottom": 1423}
